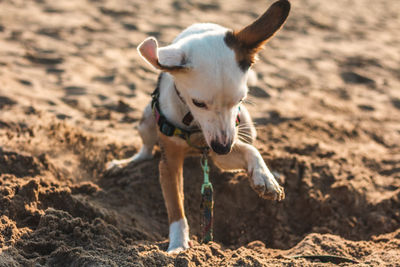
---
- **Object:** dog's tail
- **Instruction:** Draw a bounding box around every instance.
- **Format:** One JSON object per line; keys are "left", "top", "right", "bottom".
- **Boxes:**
{"left": 247, "top": 69, "right": 258, "bottom": 87}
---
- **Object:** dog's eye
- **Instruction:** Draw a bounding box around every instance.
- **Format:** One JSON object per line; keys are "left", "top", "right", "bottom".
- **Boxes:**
{"left": 192, "top": 99, "right": 207, "bottom": 109}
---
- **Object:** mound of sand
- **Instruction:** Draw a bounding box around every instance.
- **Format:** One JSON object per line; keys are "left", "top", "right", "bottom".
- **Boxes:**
{"left": 1, "top": 0, "right": 399, "bottom": 265}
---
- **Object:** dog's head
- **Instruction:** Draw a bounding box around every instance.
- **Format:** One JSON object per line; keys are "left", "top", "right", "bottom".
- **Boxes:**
{"left": 138, "top": 0, "right": 290, "bottom": 155}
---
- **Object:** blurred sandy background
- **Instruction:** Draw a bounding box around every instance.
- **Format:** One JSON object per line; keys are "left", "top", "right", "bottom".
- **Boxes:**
{"left": 0, "top": 0, "right": 399, "bottom": 265}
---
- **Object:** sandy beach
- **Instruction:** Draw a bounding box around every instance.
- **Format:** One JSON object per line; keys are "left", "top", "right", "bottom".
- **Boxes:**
{"left": 1, "top": 0, "right": 400, "bottom": 265}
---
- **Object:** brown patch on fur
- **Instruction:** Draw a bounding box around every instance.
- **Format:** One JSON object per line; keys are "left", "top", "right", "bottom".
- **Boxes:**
{"left": 224, "top": 31, "right": 256, "bottom": 71}
{"left": 224, "top": 0, "right": 290, "bottom": 71}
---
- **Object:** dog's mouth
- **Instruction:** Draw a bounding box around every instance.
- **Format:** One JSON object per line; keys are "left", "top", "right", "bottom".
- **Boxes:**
{"left": 187, "top": 123, "right": 237, "bottom": 154}
{"left": 187, "top": 131, "right": 234, "bottom": 155}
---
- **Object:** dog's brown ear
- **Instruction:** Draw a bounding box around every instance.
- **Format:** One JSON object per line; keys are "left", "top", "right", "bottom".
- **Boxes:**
{"left": 138, "top": 37, "right": 188, "bottom": 72}
{"left": 225, "top": 0, "right": 290, "bottom": 70}
{"left": 235, "top": 0, "right": 290, "bottom": 48}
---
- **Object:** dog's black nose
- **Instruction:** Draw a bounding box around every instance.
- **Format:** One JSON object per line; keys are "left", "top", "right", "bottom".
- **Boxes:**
{"left": 210, "top": 141, "right": 232, "bottom": 155}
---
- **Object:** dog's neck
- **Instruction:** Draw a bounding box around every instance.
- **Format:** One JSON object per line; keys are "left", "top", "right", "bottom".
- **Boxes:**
{"left": 158, "top": 72, "right": 198, "bottom": 130}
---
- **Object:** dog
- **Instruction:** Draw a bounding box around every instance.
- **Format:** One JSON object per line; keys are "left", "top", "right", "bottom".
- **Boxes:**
{"left": 106, "top": 0, "right": 290, "bottom": 254}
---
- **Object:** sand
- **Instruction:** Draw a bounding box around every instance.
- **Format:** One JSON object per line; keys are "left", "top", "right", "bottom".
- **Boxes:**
{"left": 0, "top": 0, "right": 400, "bottom": 266}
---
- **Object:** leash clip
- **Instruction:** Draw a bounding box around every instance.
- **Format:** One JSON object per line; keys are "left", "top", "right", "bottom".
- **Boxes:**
{"left": 200, "top": 148, "right": 213, "bottom": 243}
{"left": 200, "top": 149, "right": 211, "bottom": 194}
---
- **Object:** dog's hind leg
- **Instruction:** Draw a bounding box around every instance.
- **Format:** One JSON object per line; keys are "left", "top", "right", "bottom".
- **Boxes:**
{"left": 135, "top": 103, "right": 158, "bottom": 160}
{"left": 106, "top": 103, "right": 157, "bottom": 174}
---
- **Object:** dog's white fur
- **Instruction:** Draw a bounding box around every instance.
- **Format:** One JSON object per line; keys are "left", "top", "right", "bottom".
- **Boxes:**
{"left": 168, "top": 218, "right": 190, "bottom": 254}
{"left": 142, "top": 24, "right": 248, "bottom": 149}
{"left": 107, "top": 0, "right": 290, "bottom": 253}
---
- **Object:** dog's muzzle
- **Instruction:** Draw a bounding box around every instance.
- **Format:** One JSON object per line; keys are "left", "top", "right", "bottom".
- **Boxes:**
{"left": 210, "top": 140, "right": 232, "bottom": 155}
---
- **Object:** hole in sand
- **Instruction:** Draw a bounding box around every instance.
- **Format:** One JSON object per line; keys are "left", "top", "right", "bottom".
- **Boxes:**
{"left": 176, "top": 156, "right": 399, "bottom": 249}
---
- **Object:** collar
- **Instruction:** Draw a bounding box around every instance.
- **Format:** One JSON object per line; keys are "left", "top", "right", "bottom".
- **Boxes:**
{"left": 151, "top": 76, "right": 197, "bottom": 140}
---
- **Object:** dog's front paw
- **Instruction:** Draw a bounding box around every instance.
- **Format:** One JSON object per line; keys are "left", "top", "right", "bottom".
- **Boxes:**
{"left": 167, "top": 218, "right": 190, "bottom": 254}
{"left": 167, "top": 242, "right": 190, "bottom": 254}
{"left": 250, "top": 168, "right": 285, "bottom": 201}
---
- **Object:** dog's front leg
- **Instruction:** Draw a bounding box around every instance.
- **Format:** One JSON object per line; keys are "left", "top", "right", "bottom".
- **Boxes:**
{"left": 211, "top": 140, "right": 284, "bottom": 201}
{"left": 158, "top": 134, "right": 190, "bottom": 253}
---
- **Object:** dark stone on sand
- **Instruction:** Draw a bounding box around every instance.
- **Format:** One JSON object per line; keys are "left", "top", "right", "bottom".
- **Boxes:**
{"left": 46, "top": 68, "right": 65, "bottom": 74}
{"left": 18, "top": 79, "right": 32, "bottom": 86}
{"left": 0, "top": 96, "right": 17, "bottom": 109}
{"left": 56, "top": 113, "right": 71, "bottom": 120}
{"left": 358, "top": 104, "right": 375, "bottom": 111}
{"left": 64, "top": 86, "right": 87, "bottom": 96}
{"left": 391, "top": 98, "right": 400, "bottom": 110}
{"left": 340, "top": 71, "right": 375, "bottom": 85}
{"left": 92, "top": 75, "right": 115, "bottom": 83}
{"left": 26, "top": 52, "right": 64, "bottom": 65}
{"left": 122, "top": 23, "right": 138, "bottom": 31}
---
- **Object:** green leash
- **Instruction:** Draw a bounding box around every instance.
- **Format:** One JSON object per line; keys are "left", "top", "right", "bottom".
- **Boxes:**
{"left": 200, "top": 150, "right": 213, "bottom": 243}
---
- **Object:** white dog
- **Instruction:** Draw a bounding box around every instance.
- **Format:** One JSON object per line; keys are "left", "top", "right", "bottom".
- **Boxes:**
{"left": 107, "top": 0, "right": 290, "bottom": 253}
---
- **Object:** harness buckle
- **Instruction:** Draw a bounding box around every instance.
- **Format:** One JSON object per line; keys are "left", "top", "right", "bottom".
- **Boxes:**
{"left": 160, "top": 121, "right": 175, "bottom": 136}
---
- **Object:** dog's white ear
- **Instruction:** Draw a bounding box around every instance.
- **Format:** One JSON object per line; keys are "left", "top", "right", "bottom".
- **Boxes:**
{"left": 138, "top": 37, "right": 188, "bottom": 72}
{"left": 225, "top": 0, "right": 290, "bottom": 70}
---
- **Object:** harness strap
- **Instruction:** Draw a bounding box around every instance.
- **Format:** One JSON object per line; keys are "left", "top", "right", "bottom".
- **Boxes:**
{"left": 152, "top": 97, "right": 191, "bottom": 139}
